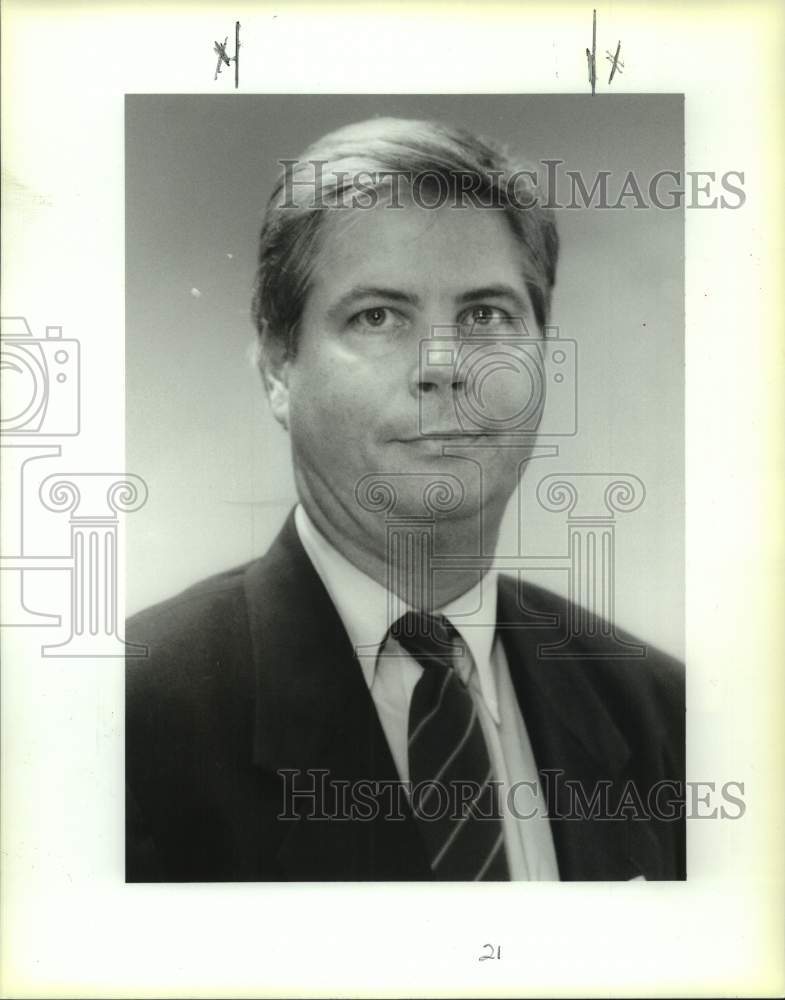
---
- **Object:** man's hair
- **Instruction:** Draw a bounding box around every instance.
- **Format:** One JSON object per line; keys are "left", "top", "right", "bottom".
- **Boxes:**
{"left": 251, "top": 116, "right": 559, "bottom": 372}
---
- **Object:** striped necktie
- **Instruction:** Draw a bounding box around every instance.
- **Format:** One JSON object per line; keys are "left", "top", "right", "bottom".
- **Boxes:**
{"left": 390, "top": 611, "right": 510, "bottom": 881}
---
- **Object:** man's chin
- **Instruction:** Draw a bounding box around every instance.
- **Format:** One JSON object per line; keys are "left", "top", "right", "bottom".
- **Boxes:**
{"left": 351, "top": 440, "right": 520, "bottom": 523}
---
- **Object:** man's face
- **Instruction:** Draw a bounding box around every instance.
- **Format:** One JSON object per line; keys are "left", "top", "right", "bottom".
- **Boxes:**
{"left": 274, "top": 198, "right": 541, "bottom": 532}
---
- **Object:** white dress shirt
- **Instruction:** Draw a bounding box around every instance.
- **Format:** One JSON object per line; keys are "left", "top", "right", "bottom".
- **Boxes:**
{"left": 294, "top": 504, "right": 560, "bottom": 881}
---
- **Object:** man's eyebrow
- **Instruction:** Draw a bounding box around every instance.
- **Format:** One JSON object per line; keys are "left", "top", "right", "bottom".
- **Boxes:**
{"left": 456, "top": 284, "right": 531, "bottom": 314}
{"left": 327, "top": 286, "right": 423, "bottom": 315}
{"left": 325, "top": 283, "right": 531, "bottom": 317}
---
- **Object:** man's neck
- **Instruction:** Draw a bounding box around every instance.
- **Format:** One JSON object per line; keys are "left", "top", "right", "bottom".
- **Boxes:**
{"left": 295, "top": 487, "right": 503, "bottom": 610}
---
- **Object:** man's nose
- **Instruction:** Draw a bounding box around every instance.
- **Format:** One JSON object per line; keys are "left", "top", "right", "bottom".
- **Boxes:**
{"left": 410, "top": 329, "right": 465, "bottom": 397}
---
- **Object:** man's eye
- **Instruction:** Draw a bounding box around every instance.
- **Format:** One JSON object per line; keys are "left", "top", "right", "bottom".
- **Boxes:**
{"left": 462, "top": 305, "right": 509, "bottom": 326}
{"left": 348, "top": 307, "right": 405, "bottom": 332}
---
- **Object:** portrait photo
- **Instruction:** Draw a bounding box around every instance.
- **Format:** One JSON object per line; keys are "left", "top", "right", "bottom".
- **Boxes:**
{"left": 124, "top": 93, "right": 686, "bottom": 883}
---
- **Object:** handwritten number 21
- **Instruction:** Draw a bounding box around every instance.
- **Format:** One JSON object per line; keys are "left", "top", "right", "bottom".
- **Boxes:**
{"left": 479, "top": 943, "right": 501, "bottom": 961}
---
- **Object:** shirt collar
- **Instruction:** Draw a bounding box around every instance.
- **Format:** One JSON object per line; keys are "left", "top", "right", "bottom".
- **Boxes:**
{"left": 294, "top": 503, "right": 501, "bottom": 724}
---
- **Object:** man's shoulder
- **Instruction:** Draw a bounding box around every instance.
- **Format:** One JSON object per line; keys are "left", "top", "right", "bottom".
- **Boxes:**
{"left": 498, "top": 574, "right": 684, "bottom": 791}
{"left": 125, "top": 560, "right": 259, "bottom": 716}
{"left": 498, "top": 573, "right": 684, "bottom": 705}
{"left": 126, "top": 512, "right": 304, "bottom": 657}
{"left": 127, "top": 559, "right": 253, "bottom": 648}
{"left": 125, "top": 511, "right": 308, "bottom": 707}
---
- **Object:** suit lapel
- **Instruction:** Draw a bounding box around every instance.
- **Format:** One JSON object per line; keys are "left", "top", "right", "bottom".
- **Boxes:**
{"left": 497, "top": 577, "right": 660, "bottom": 880}
{"left": 243, "top": 512, "right": 431, "bottom": 880}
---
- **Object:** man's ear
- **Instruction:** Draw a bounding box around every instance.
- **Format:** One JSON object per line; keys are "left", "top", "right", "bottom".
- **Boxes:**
{"left": 256, "top": 328, "right": 292, "bottom": 431}
{"left": 262, "top": 358, "right": 291, "bottom": 431}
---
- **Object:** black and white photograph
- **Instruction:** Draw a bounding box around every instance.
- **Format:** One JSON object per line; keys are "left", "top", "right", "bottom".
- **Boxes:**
{"left": 2, "top": 3, "right": 783, "bottom": 997}
{"left": 125, "top": 94, "right": 686, "bottom": 883}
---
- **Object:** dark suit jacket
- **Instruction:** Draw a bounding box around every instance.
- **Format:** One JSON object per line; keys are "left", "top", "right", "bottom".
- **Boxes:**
{"left": 126, "top": 511, "right": 685, "bottom": 882}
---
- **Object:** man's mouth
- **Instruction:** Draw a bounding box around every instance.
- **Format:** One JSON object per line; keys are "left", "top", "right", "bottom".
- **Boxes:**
{"left": 400, "top": 428, "right": 491, "bottom": 439}
{"left": 396, "top": 431, "right": 493, "bottom": 446}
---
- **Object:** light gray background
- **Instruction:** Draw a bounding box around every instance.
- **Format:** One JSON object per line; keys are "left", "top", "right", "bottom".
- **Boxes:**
{"left": 126, "top": 94, "right": 684, "bottom": 657}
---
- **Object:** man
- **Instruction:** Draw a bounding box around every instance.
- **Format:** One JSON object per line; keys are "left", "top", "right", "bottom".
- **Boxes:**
{"left": 126, "top": 117, "right": 685, "bottom": 882}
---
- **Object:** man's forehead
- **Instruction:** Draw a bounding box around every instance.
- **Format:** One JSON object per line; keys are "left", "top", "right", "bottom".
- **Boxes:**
{"left": 308, "top": 201, "right": 528, "bottom": 297}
